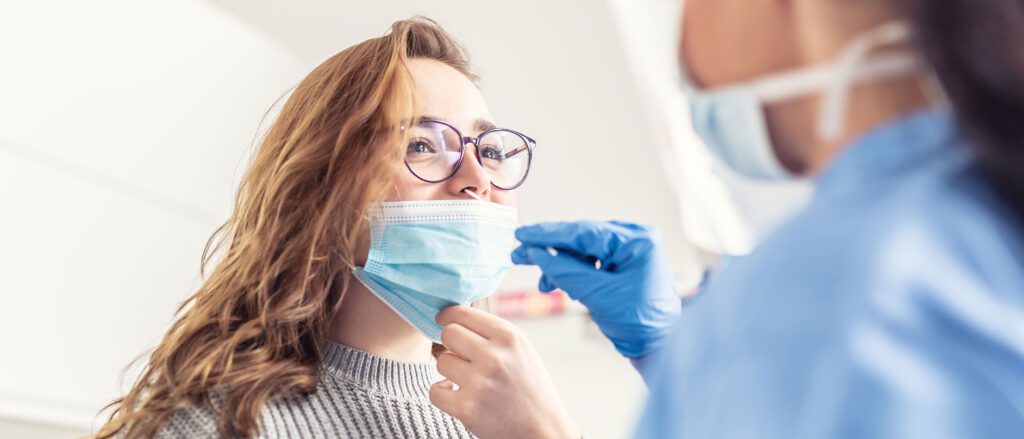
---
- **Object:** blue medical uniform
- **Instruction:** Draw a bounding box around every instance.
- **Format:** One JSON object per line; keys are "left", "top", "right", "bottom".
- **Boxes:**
{"left": 636, "top": 110, "right": 1024, "bottom": 438}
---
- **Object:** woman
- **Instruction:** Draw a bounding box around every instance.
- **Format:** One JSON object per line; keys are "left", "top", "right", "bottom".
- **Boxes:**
{"left": 95, "top": 18, "right": 552, "bottom": 438}
{"left": 428, "top": 0, "right": 1024, "bottom": 438}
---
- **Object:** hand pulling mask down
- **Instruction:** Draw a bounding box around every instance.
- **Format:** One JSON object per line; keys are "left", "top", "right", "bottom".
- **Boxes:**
{"left": 351, "top": 200, "right": 517, "bottom": 342}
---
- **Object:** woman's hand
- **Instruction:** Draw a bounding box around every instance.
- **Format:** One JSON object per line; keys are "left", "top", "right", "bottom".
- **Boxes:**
{"left": 430, "top": 306, "right": 581, "bottom": 439}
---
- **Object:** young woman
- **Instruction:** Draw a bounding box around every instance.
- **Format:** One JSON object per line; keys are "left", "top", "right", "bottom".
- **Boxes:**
{"left": 95, "top": 18, "right": 544, "bottom": 438}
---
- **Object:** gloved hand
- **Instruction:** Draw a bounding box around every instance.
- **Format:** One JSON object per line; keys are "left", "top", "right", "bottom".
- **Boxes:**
{"left": 511, "top": 220, "right": 683, "bottom": 359}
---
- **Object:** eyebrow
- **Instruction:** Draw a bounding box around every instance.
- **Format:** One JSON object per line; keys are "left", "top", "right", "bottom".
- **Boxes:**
{"left": 419, "top": 116, "right": 497, "bottom": 133}
{"left": 475, "top": 119, "right": 496, "bottom": 132}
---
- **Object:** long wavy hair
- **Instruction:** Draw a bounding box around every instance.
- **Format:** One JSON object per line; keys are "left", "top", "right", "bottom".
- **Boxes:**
{"left": 94, "top": 18, "right": 475, "bottom": 438}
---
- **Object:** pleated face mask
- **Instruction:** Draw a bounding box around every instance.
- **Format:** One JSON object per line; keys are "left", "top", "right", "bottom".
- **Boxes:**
{"left": 351, "top": 200, "right": 517, "bottom": 342}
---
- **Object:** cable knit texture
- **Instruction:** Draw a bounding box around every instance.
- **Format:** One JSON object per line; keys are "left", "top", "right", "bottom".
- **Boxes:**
{"left": 155, "top": 341, "right": 473, "bottom": 438}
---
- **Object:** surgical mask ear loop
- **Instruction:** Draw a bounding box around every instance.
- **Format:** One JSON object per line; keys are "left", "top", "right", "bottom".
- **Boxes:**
{"left": 818, "top": 21, "right": 917, "bottom": 140}
{"left": 345, "top": 205, "right": 383, "bottom": 272}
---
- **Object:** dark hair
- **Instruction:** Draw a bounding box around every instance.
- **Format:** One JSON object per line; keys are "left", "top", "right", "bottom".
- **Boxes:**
{"left": 908, "top": 0, "right": 1024, "bottom": 216}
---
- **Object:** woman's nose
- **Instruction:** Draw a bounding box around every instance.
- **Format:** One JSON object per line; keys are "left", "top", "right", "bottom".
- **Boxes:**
{"left": 446, "top": 142, "right": 491, "bottom": 198}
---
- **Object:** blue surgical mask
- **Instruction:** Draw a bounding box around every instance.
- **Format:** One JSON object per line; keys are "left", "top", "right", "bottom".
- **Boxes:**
{"left": 680, "top": 21, "right": 920, "bottom": 181}
{"left": 351, "top": 200, "right": 517, "bottom": 342}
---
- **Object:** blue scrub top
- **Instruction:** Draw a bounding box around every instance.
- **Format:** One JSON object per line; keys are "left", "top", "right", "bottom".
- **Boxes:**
{"left": 636, "top": 110, "right": 1024, "bottom": 438}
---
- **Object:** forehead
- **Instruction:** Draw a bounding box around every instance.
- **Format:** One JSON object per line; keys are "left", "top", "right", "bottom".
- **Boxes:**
{"left": 406, "top": 58, "right": 493, "bottom": 134}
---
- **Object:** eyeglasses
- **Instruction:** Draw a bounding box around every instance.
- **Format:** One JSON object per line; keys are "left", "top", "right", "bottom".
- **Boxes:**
{"left": 403, "top": 118, "right": 536, "bottom": 190}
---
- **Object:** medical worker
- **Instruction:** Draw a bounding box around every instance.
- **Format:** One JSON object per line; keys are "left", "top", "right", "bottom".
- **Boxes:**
{"left": 428, "top": 0, "right": 1024, "bottom": 437}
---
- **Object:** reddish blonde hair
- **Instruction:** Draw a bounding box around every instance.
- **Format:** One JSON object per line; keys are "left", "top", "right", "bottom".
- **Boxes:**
{"left": 95, "top": 18, "right": 474, "bottom": 438}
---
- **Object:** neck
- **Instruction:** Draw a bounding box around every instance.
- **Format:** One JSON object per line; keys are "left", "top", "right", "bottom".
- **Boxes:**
{"left": 810, "top": 74, "right": 934, "bottom": 171}
{"left": 766, "top": 72, "right": 935, "bottom": 176}
{"left": 775, "top": 8, "right": 935, "bottom": 175}
{"left": 328, "top": 277, "right": 434, "bottom": 363}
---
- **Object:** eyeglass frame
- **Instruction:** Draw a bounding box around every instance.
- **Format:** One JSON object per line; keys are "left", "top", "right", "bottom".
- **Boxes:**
{"left": 402, "top": 117, "right": 536, "bottom": 190}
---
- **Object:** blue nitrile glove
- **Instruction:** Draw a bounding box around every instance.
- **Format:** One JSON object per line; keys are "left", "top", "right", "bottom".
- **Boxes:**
{"left": 511, "top": 221, "right": 683, "bottom": 359}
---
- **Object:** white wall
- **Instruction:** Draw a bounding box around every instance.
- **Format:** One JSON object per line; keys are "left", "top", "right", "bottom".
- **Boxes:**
{"left": 0, "top": 1, "right": 703, "bottom": 437}
{"left": 0, "top": 0, "right": 307, "bottom": 430}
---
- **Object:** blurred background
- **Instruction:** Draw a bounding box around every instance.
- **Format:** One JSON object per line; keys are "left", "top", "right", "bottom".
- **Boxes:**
{"left": 0, "top": 1, "right": 808, "bottom": 437}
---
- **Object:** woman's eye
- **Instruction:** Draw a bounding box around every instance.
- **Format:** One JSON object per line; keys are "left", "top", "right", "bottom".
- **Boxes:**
{"left": 407, "top": 139, "right": 436, "bottom": 154}
{"left": 480, "top": 146, "right": 504, "bottom": 161}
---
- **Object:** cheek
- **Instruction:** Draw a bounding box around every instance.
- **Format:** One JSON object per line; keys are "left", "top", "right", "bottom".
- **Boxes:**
{"left": 386, "top": 170, "right": 446, "bottom": 202}
{"left": 491, "top": 189, "right": 518, "bottom": 208}
{"left": 681, "top": 0, "right": 741, "bottom": 86}
{"left": 681, "top": 0, "right": 797, "bottom": 87}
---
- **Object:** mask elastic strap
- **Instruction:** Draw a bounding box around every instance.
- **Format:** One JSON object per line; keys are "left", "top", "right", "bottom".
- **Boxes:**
{"left": 738, "top": 21, "right": 919, "bottom": 141}
{"left": 743, "top": 52, "right": 916, "bottom": 101}
{"left": 818, "top": 21, "right": 916, "bottom": 140}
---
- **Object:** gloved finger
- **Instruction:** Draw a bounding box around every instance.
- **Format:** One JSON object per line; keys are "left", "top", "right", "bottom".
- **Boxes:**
{"left": 538, "top": 274, "right": 558, "bottom": 293}
{"left": 516, "top": 221, "right": 633, "bottom": 260}
{"left": 608, "top": 220, "right": 649, "bottom": 232}
{"left": 511, "top": 245, "right": 531, "bottom": 265}
{"left": 523, "top": 246, "right": 605, "bottom": 300}
{"left": 515, "top": 244, "right": 597, "bottom": 268}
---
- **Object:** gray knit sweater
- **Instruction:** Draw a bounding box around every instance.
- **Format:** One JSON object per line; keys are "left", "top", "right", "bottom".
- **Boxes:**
{"left": 157, "top": 341, "right": 474, "bottom": 438}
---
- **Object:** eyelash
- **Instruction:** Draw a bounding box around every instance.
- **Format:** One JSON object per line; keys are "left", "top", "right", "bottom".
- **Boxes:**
{"left": 408, "top": 137, "right": 437, "bottom": 153}
{"left": 480, "top": 146, "right": 504, "bottom": 161}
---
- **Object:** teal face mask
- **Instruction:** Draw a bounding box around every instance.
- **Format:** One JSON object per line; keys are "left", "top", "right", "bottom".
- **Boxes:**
{"left": 351, "top": 200, "right": 517, "bottom": 342}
